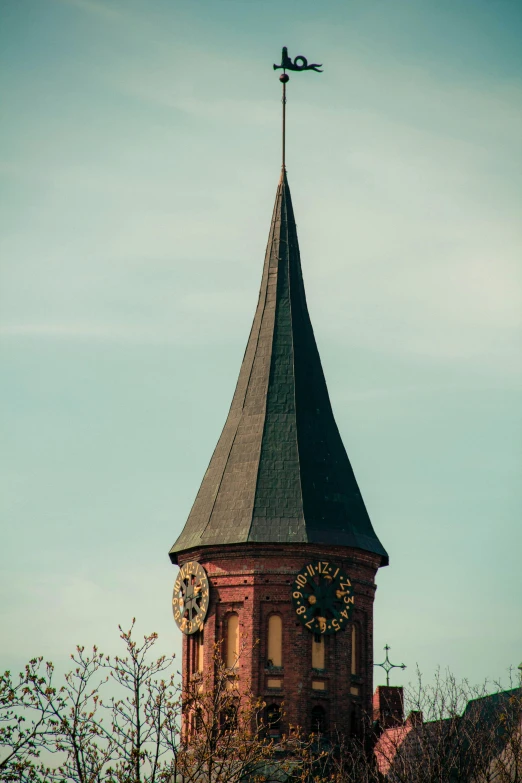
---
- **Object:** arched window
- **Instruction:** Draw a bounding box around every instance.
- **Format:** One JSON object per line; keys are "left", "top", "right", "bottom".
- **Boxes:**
{"left": 226, "top": 613, "right": 239, "bottom": 670}
{"left": 311, "top": 705, "right": 327, "bottom": 735}
{"left": 351, "top": 624, "right": 358, "bottom": 675}
{"left": 312, "top": 633, "right": 325, "bottom": 670}
{"left": 266, "top": 704, "right": 281, "bottom": 738}
{"left": 267, "top": 615, "right": 282, "bottom": 668}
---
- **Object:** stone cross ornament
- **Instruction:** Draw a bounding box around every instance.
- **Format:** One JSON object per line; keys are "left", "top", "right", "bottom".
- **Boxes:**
{"left": 374, "top": 644, "right": 407, "bottom": 686}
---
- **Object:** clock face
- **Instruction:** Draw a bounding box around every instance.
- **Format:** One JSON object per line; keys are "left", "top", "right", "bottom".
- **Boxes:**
{"left": 291, "top": 561, "right": 355, "bottom": 634}
{"left": 172, "top": 561, "right": 209, "bottom": 635}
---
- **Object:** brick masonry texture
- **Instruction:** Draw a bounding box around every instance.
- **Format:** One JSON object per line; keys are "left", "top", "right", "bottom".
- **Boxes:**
{"left": 179, "top": 544, "right": 381, "bottom": 739}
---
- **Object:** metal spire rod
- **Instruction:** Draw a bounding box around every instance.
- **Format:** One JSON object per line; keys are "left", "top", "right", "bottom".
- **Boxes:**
{"left": 273, "top": 47, "right": 323, "bottom": 171}
{"left": 281, "top": 73, "right": 288, "bottom": 169}
{"left": 374, "top": 644, "right": 406, "bottom": 687}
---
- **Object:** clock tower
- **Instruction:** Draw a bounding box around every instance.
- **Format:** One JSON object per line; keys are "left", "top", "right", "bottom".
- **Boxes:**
{"left": 169, "top": 169, "right": 388, "bottom": 739}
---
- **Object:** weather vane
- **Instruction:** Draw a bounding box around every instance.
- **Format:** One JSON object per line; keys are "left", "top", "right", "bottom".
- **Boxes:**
{"left": 374, "top": 644, "right": 406, "bottom": 687}
{"left": 273, "top": 47, "right": 323, "bottom": 170}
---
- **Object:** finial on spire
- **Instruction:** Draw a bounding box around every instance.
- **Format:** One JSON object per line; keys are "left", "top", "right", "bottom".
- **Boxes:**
{"left": 274, "top": 46, "right": 323, "bottom": 171}
{"left": 374, "top": 644, "right": 407, "bottom": 687}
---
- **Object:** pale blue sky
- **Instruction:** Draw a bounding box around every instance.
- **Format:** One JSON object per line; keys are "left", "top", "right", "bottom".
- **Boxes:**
{"left": 1, "top": 0, "right": 521, "bottom": 689}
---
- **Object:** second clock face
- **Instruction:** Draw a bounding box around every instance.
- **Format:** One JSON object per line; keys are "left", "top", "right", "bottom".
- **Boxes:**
{"left": 291, "top": 561, "right": 355, "bottom": 634}
{"left": 172, "top": 561, "right": 209, "bottom": 635}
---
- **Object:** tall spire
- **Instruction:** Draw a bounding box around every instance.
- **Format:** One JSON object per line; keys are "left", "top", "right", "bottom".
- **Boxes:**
{"left": 169, "top": 171, "right": 388, "bottom": 565}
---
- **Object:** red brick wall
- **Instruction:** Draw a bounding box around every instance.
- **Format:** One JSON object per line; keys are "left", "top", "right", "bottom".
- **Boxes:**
{"left": 178, "top": 543, "right": 381, "bottom": 739}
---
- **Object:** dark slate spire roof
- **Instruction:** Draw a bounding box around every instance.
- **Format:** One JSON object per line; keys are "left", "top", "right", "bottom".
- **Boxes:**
{"left": 170, "top": 170, "right": 388, "bottom": 566}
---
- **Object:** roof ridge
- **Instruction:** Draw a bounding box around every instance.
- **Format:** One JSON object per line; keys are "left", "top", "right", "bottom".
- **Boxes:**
{"left": 284, "top": 174, "right": 306, "bottom": 534}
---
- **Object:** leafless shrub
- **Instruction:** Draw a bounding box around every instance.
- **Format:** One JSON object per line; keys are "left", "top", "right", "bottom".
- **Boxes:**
{"left": 2, "top": 639, "right": 520, "bottom": 783}
{"left": 374, "top": 668, "right": 522, "bottom": 783}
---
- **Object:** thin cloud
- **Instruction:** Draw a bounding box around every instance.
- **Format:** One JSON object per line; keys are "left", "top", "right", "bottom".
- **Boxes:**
{"left": 337, "top": 382, "right": 522, "bottom": 402}
{"left": 0, "top": 320, "right": 243, "bottom": 345}
{"left": 55, "top": 0, "right": 123, "bottom": 21}
{"left": 0, "top": 323, "right": 153, "bottom": 341}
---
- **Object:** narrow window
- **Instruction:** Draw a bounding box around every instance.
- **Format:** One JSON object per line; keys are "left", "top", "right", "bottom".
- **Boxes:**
{"left": 266, "top": 704, "right": 281, "bottom": 738}
{"left": 312, "top": 633, "right": 325, "bottom": 670}
{"left": 267, "top": 615, "right": 283, "bottom": 668}
{"left": 350, "top": 705, "right": 361, "bottom": 738}
{"left": 351, "top": 625, "right": 358, "bottom": 675}
{"left": 197, "top": 629, "right": 204, "bottom": 673}
{"left": 311, "top": 705, "right": 327, "bottom": 735}
{"left": 189, "top": 633, "right": 199, "bottom": 678}
{"left": 226, "top": 613, "right": 239, "bottom": 670}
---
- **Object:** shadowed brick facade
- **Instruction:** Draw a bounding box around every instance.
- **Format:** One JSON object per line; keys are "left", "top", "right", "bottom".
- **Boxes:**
{"left": 169, "top": 169, "right": 388, "bottom": 738}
